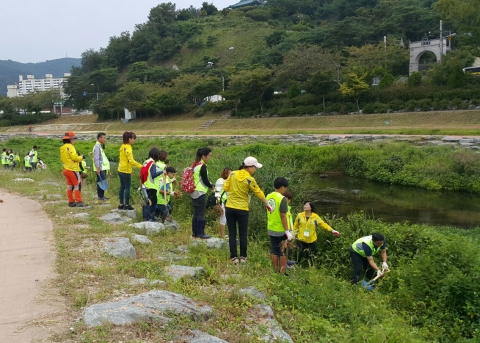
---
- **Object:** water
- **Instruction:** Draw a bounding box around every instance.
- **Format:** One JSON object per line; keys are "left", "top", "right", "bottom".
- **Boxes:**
{"left": 307, "top": 175, "right": 480, "bottom": 228}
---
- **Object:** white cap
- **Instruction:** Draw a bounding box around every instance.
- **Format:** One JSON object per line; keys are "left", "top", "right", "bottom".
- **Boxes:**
{"left": 243, "top": 156, "right": 262, "bottom": 169}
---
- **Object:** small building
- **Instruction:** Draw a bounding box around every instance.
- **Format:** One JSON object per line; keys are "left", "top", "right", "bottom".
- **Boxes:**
{"left": 229, "top": 0, "right": 263, "bottom": 9}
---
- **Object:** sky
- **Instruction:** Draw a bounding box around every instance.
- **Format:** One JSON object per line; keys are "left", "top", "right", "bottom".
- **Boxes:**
{"left": 0, "top": 0, "right": 234, "bottom": 63}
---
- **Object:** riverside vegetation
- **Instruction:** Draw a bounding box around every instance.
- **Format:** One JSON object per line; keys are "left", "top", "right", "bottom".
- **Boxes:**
{"left": 1, "top": 136, "right": 480, "bottom": 342}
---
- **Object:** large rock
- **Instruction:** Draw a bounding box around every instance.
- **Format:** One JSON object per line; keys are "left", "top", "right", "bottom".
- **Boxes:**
{"left": 100, "top": 212, "right": 132, "bottom": 225}
{"left": 253, "top": 304, "right": 293, "bottom": 343}
{"left": 164, "top": 219, "right": 180, "bottom": 230}
{"left": 130, "top": 221, "right": 165, "bottom": 234}
{"left": 188, "top": 330, "right": 229, "bottom": 343}
{"left": 103, "top": 238, "right": 136, "bottom": 259}
{"left": 82, "top": 290, "right": 213, "bottom": 327}
{"left": 115, "top": 208, "right": 137, "bottom": 219}
{"left": 239, "top": 286, "right": 266, "bottom": 301}
{"left": 192, "top": 237, "right": 227, "bottom": 249}
{"left": 165, "top": 265, "right": 205, "bottom": 281}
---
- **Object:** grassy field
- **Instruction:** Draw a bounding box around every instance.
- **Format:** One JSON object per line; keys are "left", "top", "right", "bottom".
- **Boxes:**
{"left": 3, "top": 110, "right": 480, "bottom": 136}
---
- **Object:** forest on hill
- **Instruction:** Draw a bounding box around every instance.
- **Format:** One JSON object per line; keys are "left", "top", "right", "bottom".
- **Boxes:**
{"left": 0, "top": 0, "right": 479, "bottom": 123}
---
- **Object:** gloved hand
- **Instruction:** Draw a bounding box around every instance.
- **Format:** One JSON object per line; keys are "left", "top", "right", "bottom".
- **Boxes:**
{"left": 285, "top": 231, "right": 293, "bottom": 241}
{"left": 332, "top": 229, "right": 341, "bottom": 237}
{"left": 382, "top": 262, "right": 389, "bottom": 271}
{"left": 266, "top": 204, "right": 273, "bottom": 214}
{"left": 170, "top": 191, "right": 175, "bottom": 196}
{"left": 170, "top": 177, "right": 176, "bottom": 183}
{"left": 376, "top": 269, "right": 384, "bottom": 278}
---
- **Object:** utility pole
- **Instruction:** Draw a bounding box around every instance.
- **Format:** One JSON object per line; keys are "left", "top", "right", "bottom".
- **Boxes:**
{"left": 439, "top": 20, "right": 443, "bottom": 63}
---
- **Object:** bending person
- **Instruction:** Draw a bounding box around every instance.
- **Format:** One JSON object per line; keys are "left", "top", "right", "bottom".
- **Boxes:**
{"left": 350, "top": 232, "right": 389, "bottom": 286}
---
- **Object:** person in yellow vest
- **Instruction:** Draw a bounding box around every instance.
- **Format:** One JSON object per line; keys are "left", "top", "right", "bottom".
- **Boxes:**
{"left": 142, "top": 148, "right": 165, "bottom": 221}
{"left": 118, "top": 131, "right": 143, "bottom": 210}
{"left": 266, "top": 177, "right": 292, "bottom": 274}
{"left": 28, "top": 145, "right": 38, "bottom": 170}
{"left": 79, "top": 157, "right": 90, "bottom": 188}
{"left": 293, "top": 201, "right": 340, "bottom": 267}
{"left": 60, "top": 131, "right": 88, "bottom": 207}
{"left": 93, "top": 132, "right": 110, "bottom": 202}
{"left": 224, "top": 156, "right": 273, "bottom": 264}
{"left": 215, "top": 167, "right": 232, "bottom": 239}
{"left": 152, "top": 150, "right": 168, "bottom": 216}
{"left": 190, "top": 147, "right": 215, "bottom": 239}
{"left": 158, "top": 166, "right": 176, "bottom": 222}
{"left": 24, "top": 153, "right": 32, "bottom": 172}
{"left": 350, "top": 233, "right": 389, "bottom": 286}
{"left": 1, "top": 148, "right": 7, "bottom": 168}
{"left": 7, "top": 149, "right": 16, "bottom": 170}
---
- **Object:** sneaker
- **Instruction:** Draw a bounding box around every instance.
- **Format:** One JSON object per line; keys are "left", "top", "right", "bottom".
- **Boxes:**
{"left": 286, "top": 264, "right": 295, "bottom": 269}
{"left": 118, "top": 204, "right": 124, "bottom": 210}
{"left": 287, "top": 260, "right": 296, "bottom": 266}
{"left": 239, "top": 257, "right": 247, "bottom": 263}
{"left": 75, "top": 202, "right": 89, "bottom": 208}
{"left": 198, "top": 233, "right": 211, "bottom": 239}
{"left": 124, "top": 205, "right": 134, "bottom": 210}
{"left": 68, "top": 202, "right": 76, "bottom": 207}
{"left": 230, "top": 257, "right": 239, "bottom": 264}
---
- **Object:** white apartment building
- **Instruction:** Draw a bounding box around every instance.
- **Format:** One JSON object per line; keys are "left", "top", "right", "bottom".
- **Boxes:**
{"left": 6, "top": 73, "right": 71, "bottom": 98}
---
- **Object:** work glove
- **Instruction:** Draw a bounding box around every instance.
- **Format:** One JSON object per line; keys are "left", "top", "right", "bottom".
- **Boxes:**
{"left": 331, "top": 229, "right": 341, "bottom": 237}
{"left": 170, "top": 191, "right": 175, "bottom": 196}
{"left": 376, "top": 269, "right": 384, "bottom": 278}
{"left": 382, "top": 262, "right": 389, "bottom": 271}
{"left": 170, "top": 177, "right": 176, "bottom": 183}
{"left": 285, "top": 231, "right": 294, "bottom": 241}
{"left": 266, "top": 204, "right": 273, "bottom": 214}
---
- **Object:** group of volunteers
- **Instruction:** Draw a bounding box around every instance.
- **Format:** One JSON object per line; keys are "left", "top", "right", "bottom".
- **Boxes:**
{"left": 187, "top": 148, "right": 389, "bottom": 286}
{"left": 59, "top": 131, "right": 389, "bottom": 287}
{"left": 1, "top": 146, "right": 43, "bottom": 171}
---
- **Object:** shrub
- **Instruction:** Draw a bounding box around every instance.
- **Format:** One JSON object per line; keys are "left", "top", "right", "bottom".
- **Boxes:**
{"left": 408, "top": 72, "right": 423, "bottom": 87}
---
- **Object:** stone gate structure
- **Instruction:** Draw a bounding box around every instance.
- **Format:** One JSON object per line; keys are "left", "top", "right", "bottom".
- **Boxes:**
{"left": 409, "top": 37, "right": 450, "bottom": 74}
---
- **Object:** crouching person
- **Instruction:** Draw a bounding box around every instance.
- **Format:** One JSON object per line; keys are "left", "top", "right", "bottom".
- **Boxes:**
{"left": 350, "top": 232, "right": 389, "bottom": 286}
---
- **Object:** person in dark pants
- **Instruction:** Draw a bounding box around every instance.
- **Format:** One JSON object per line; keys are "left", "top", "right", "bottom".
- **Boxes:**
{"left": 142, "top": 148, "right": 164, "bottom": 220}
{"left": 190, "top": 147, "right": 214, "bottom": 239}
{"left": 93, "top": 133, "right": 110, "bottom": 202}
{"left": 350, "top": 232, "right": 389, "bottom": 286}
{"left": 223, "top": 156, "right": 272, "bottom": 264}
{"left": 117, "top": 131, "right": 142, "bottom": 210}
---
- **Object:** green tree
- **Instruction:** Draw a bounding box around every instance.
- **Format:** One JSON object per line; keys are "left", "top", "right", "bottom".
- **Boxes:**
{"left": 306, "top": 70, "right": 340, "bottom": 112}
{"left": 278, "top": 44, "right": 339, "bottom": 84}
{"left": 104, "top": 31, "right": 131, "bottom": 68}
{"left": 435, "top": 0, "right": 480, "bottom": 47}
{"left": 201, "top": 2, "right": 218, "bottom": 15}
{"left": 229, "top": 67, "right": 272, "bottom": 113}
{"left": 378, "top": 73, "right": 395, "bottom": 88}
{"left": 265, "top": 31, "right": 287, "bottom": 47}
{"left": 340, "top": 72, "right": 369, "bottom": 111}
{"left": 407, "top": 72, "right": 423, "bottom": 87}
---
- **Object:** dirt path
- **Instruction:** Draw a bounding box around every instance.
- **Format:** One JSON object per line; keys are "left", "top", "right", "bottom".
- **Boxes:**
{"left": 0, "top": 190, "right": 65, "bottom": 343}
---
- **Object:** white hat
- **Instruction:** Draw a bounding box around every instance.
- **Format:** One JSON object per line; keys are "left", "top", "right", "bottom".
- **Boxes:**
{"left": 243, "top": 156, "right": 263, "bottom": 169}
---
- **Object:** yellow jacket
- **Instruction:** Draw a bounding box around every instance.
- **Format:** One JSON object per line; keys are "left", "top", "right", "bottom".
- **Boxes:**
{"left": 223, "top": 169, "right": 265, "bottom": 211}
{"left": 60, "top": 143, "right": 83, "bottom": 171}
{"left": 294, "top": 211, "right": 332, "bottom": 244}
{"left": 118, "top": 144, "right": 142, "bottom": 174}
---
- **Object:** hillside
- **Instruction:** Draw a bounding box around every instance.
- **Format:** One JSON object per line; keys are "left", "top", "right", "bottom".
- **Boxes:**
{"left": 0, "top": 57, "right": 81, "bottom": 96}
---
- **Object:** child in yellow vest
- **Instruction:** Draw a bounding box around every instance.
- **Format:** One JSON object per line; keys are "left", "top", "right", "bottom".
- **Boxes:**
{"left": 157, "top": 166, "right": 176, "bottom": 222}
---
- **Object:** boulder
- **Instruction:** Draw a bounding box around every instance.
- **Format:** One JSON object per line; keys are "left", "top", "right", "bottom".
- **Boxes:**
{"left": 165, "top": 265, "right": 205, "bottom": 281}
{"left": 100, "top": 212, "right": 132, "bottom": 225}
{"left": 103, "top": 238, "right": 136, "bottom": 259}
{"left": 129, "top": 221, "right": 165, "bottom": 234}
{"left": 239, "top": 286, "right": 266, "bottom": 301}
{"left": 82, "top": 290, "right": 213, "bottom": 327}
{"left": 115, "top": 208, "right": 137, "bottom": 219}
{"left": 253, "top": 304, "right": 293, "bottom": 343}
{"left": 132, "top": 234, "right": 152, "bottom": 244}
{"left": 164, "top": 219, "right": 180, "bottom": 230}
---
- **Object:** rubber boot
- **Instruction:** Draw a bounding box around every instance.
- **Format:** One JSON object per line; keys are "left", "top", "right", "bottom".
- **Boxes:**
{"left": 270, "top": 254, "right": 280, "bottom": 272}
{"left": 196, "top": 219, "right": 211, "bottom": 239}
{"left": 191, "top": 217, "right": 198, "bottom": 238}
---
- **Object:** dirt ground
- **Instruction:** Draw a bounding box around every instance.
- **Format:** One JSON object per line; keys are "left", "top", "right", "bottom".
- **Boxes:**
{"left": 0, "top": 189, "right": 66, "bottom": 343}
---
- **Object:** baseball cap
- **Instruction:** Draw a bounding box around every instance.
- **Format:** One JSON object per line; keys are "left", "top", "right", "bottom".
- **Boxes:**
{"left": 243, "top": 156, "right": 262, "bottom": 169}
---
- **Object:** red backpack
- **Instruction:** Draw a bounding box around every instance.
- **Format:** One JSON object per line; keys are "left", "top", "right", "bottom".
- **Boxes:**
{"left": 181, "top": 162, "right": 201, "bottom": 193}
{"left": 140, "top": 160, "right": 154, "bottom": 185}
